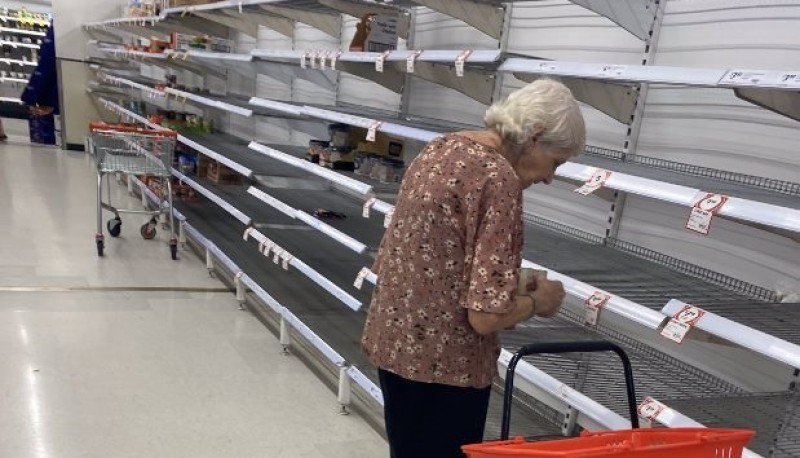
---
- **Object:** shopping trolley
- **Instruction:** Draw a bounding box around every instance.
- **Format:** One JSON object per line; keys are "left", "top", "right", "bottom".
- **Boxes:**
{"left": 89, "top": 122, "right": 179, "bottom": 260}
{"left": 463, "top": 341, "right": 754, "bottom": 458}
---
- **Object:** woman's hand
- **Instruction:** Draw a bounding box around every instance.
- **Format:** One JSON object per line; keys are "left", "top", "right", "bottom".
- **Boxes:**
{"left": 530, "top": 271, "right": 565, "bottom": 317}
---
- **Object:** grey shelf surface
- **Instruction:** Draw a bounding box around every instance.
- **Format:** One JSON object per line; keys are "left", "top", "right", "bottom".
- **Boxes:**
{"left": 522, "top": 222, "right": 800, "bottom": 345}
{"left": 173, "top": 172, "right": 796, "bottom": 456}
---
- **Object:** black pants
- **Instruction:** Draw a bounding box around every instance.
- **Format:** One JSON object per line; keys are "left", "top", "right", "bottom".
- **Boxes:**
{"left": 379, "top": 368, "right": 492, "bottom": 458}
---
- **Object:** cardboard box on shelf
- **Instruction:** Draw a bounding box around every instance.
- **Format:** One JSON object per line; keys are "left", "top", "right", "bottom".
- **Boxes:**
{"left": 207, "top": 160, "right": 241, "bottom": 185}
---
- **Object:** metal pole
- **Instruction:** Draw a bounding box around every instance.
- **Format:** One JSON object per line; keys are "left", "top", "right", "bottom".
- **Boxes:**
{"left": 337, "top": 364, "right": 351, "bottom": 415}
{"left": 605, "top": 0, "right": 667, "bottom": 242}
{"left": 280, "top": 316, "right": 291, "bottom": 355}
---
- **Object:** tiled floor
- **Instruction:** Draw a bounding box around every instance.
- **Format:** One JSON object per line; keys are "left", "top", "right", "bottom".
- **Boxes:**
{"left": 0, "top": 138, "right": 388, "bottom": 457}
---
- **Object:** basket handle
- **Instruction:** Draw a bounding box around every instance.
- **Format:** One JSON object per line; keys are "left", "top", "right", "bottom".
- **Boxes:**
{"left": 501, "top": 340, "right": 639, "bottom": 440}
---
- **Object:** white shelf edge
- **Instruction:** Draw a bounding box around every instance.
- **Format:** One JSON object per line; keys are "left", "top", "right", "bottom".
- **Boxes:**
{"left": 164, "top": 87, "right": 253, "bottom": 117}
{"left": 499, "top": 58, "right": 800, "bottom": 91}
{"left": 0, "top": 26, "right": 46, "bottom": 36}
{"left": 174, "top": 221, "right": 381, "bottom": 405}
{"left": 662, "top": 299, "right": 800, "bottom": 369}
{"left": 178, "top": 134, "right": 254, "bottom": 178}
{"left": 171, "top": 167, "right": 252, "bottom": 226}
{"left": 248, "top": 141, "right": 373, "bottom": 195}
{"left": 0, "top": 40, "right": 39, "bottom": 49}
{"left": 247, "top": 228, "right": 363, "bottom": 311}
{"left": 247, "top": 186, "right": 368, "bottom": 255}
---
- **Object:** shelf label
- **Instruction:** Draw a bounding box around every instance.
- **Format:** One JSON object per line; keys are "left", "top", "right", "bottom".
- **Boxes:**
{"left": 242, "top": 227, "right": 254, "bottom": 241}
{"left": 375, "top": 50, "right": 392, "bottom": 73}
{"left": 309, "top": 50, "right": 318, "bottom": 69}
{"left": 686, "top": 193, "right": 728, "bottom": 235}
{"left": 280, "top": 251, "right": 293, "bottom": 270}
{"left": 273, "top": 247, "right": 284, "bottom": 265}
{"left": 597, "top": 65, "right": 627, "bottom": 78}
{"left": 406, "top": 50, "right": 423, "bottom": 73}
{"left": 659, "top": 305, "right": 705, "bottom": 344}
{"left": 575, "top": 169, "right": 612, "bottom": 196}
{"left": 455, "top": 50, "right": 472, "bottom": 77}
{"left": 584, "top": 291, "right": 611, "bottom": 326}
{"left": 638, "top": 397, "right": 667, "bottom": 422}
{"left": 331, "top": 51, "right": 342, "bottom": 70}
{"left": 367, "top": 121, "right": 383, "bottom": 142}
{"left": 384, "top": 207, "right": 395, "bottom": 228}
{"left": 719, "top": 69, "right": 768, "bottom": 86}
{"left": 363, "top": 197, "right": 377, "bottom": 218}
{"left": 320, "top": 51, "right": 329, "bottom": 70}
{"left": 777, "top": 72, "right": 800, "bottom": 88}
{"left": 300, "top": 51, "right": 309, "bottom": 69}
{"left": 261, "top": 239, "right": 275, "bottom": 257}
{"left": 354, "top": 267, "right": 371, "bottom": 290}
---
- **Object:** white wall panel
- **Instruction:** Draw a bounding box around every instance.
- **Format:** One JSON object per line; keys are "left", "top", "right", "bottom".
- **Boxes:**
{"left": 507, "top": 1, "right": 644, "bottom": 63}
{"left": 658, "top": 0, "right": 800, "bottom": 69}
{"left": 617, "top": 195, "right": 800, "bottom": 291}
{"left": 405, "top": 78, "right": 486, "bottom": 126}
{"left": 412, "top": 8, "right": 498, "bottom": 50}
{"left": 523, "top": 181, "right": 612, "bottom": 239}
{"left": 637, "top": 86, "right": 800, "bottom": 183}
{"left": 337, "top": 16, "right": 402, "bottom": 111}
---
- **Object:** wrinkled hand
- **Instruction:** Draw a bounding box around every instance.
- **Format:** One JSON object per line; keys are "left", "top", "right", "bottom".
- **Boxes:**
{"left": 530, "top": 271, "right": 565, "bottom": 318}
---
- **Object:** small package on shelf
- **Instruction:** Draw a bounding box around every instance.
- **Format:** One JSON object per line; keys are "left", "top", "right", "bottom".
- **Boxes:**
{"left": 307, "top": 140, "right": 329, "bottom": 164}
{"left": 207, "top": 160, "right": 241, "bottom": 185}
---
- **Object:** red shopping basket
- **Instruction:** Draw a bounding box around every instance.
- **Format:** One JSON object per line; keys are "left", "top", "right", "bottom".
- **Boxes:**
{"left": 463, "top": 341, "right": 755, "bottom": 458}
{"left": 463, "top": 428, "right": 754, "bottom": 458}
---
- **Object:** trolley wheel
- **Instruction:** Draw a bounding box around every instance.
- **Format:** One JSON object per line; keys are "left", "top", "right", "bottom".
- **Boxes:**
{"left": 96, "top": 239, "right": 104, "bottom": 257}
{"left": 141, "top": 218, "right": 157, "bottom": 240}
{"left": 170, "top": 240, "right": 178, "bottom": 261}
{"left": 107, "top": 217, "right": 122, "bottom": 238}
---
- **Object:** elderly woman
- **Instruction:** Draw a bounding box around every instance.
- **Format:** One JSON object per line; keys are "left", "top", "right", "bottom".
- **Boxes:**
{"left": 361, "top": 79, "right": 586, "bottom": 458}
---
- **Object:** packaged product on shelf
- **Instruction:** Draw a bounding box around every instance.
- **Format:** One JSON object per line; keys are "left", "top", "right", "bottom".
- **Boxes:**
{"left": 307, "top": 140, "right": 329, "bottom": 163}
{"left": 329, "top": 146, "right": 356, "bottom": 171}
{"left": 177, "top": 153, "right": 198, "bottom": 176}
{"left": 328, "top": 123, "right": 351, "bottom": 148}
{"left": 207, "top": 160, "right": 241, "bottom": 185}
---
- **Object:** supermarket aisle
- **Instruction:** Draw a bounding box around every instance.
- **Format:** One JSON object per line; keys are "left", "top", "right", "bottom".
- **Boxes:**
{"left": 0, "top": 143, "right": 388, "bottom": 457}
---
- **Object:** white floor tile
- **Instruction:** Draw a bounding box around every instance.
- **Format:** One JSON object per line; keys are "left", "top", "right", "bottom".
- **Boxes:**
{"left": 0, "top": 140, "right": 387, "bottom": 457}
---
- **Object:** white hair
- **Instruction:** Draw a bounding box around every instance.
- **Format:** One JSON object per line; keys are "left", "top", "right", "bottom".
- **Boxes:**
{"left": 485, "top": 79, "right": 586, "bottom": 154}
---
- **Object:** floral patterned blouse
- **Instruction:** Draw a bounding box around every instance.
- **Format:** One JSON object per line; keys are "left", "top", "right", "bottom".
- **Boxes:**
{"left": 361, "top": 133, "right": 523, "bottom": 389}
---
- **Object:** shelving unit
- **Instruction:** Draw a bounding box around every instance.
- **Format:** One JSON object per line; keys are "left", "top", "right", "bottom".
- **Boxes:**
{"left": 87, "top": 2, "right": 800, "bottom": 456}
{"left": 0, "top": 6, "right": 50, "bottom": 117}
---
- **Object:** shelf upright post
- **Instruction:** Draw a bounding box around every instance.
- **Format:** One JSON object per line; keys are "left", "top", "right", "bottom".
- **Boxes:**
{"left": 490, "top": 3, "right": 513, "bottom": 106}
{"left": 398, "top": 6, "right": 418, "bottom": 118}
{"left": 605, "top": 0, "right": 667, "bottom": 243}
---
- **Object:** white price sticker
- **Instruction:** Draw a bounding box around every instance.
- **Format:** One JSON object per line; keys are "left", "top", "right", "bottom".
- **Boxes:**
{"left": 455, "top": 50, "right": 472, "bottom": 77}
{"left": 672, "top": 304, "right": 705, "bottom": 326}
{"left": 660, "top": 319, "right": 692, "bottom": 344}
{"left": 584, "top": 291, "right": 611, "bottom": 326}
{"left": 686, "top": 193, "right": 728, "bottom": 235}
{"left": 406, "top": 50, "right": 422, "bottom": 73}
{"left": 686, "top": 208, "right": 713, "bottom": 235}
{"left": 309, "top": 50, "right": 318, "bottom": 69}
{"left": 777, "top": 72, "right": 800, "bottom": 88}
{"left": 300, "top": 51, "right": 308, "bottom": 69}
{"left": 638, "top": 397, "right": 666, "bottom": 422}
{"left": 375, "top": 50, "right": 391, "bottom": 73}
{"left": 597, "top": 65, "right": 627, "bottom": 78}
{"left": 720, "top": 70, "right": 768, "bottom": 86}
{"left": 320, "top": 51, "right": 329, "bottom": 70}
{"left": 261, "top": 239, "right": 275, "bottom": 257}
{"left": 242, "top": 227, "right": 254, "bottom": 241}
{"left": 280, "top": 251, "right": 293, "bottom": 270}
{"left": 367, "top": 121, "right": 382, "bottom": 142}
{"left": 575, "top": 169, "right": 612, "bottom": 196}
{"left": 363, "top": 198, "right": 377, "bottom": 218}
{"left": 354, "top": 267, "right": 370, "bottom": 290}
{"left": 384, "top": 207, "right": 395, "bottom": 228}
{"left": 331, "top": 51, "right": 342, "bottom": 70}
{"left": 273, "top": 247, "right": 283, "bottom": 265}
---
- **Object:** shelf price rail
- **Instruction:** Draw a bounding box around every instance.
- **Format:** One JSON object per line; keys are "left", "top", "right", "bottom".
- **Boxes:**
{"left": 130, "top": 173, "right": 383, "bottom": 410}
